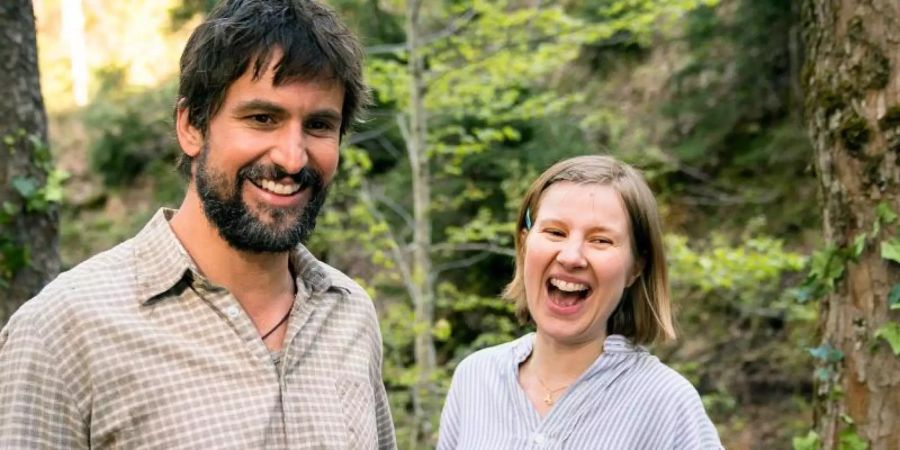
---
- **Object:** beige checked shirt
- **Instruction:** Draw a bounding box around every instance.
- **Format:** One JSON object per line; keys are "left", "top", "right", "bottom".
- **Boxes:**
{"left": 0, "top": 209, "right": 396, "bottom": 449}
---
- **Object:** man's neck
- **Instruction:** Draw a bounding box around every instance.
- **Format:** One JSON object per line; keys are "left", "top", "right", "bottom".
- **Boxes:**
{"left": 169, "top": 189, "right": 295, "bottom": 315}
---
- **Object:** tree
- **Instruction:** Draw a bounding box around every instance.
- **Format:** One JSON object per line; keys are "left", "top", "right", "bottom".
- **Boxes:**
{"left": 802, "top": 0, "right": 900, "bottom": 448}
{"left": 0, "top": 0, "right": 60, "bottom": 324}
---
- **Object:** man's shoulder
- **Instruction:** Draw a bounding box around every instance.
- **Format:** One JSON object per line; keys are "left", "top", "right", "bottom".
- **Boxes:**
{"left": 317, "top": 261, "right": 370, "bottom": 299}
{"left": 14, "top": 238, "right": 139, "bottom": 325}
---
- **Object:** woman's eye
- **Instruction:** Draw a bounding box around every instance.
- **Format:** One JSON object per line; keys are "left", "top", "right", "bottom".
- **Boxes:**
{"left": 544, "top": 229, "right": 565, "bottom": 237}
{"left": 590, "top": 237, "right": 613, "bottom": 245}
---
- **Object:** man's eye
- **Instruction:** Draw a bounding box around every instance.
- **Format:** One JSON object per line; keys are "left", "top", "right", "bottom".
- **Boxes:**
{"left": 308, "top": 120, "right": 334, "bottom": 131}
{"left": 249, "top": 114, "right": 274, "bottom": 125}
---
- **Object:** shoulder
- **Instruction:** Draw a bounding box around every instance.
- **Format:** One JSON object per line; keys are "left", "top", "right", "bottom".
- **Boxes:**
{"left": 625, "top": 353, "right": 704, "bottom": 404}
{"left": 9, "top": 239, "right": 138, "bottom": 333}
{"left": 453, "top": 335, "right": 525, "bottom": 380}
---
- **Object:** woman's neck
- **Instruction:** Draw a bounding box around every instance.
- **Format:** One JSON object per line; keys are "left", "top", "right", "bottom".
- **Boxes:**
{"left": 529, "top": 331, "right": 606, "bottom": 386}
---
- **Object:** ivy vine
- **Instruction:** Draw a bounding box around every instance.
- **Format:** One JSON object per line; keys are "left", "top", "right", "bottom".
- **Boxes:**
{"left": 0, "top": 129, "right": 68, "bottom": 286}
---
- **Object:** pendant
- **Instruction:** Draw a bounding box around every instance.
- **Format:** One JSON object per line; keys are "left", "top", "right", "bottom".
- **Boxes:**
{"left": 544, "top": 393, "right": 553, "bottom": 405}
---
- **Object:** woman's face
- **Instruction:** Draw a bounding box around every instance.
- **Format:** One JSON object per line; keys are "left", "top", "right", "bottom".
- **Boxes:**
{"left": 523, "top": 182, "right": 639, "bottom": 347}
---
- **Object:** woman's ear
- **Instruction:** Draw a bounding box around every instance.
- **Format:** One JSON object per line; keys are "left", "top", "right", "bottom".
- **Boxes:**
{"left": 175, "top": 100, "right": 203, "bottom": 158}
{"left": 628, "top": 257, "right": 645, "bottom": 288}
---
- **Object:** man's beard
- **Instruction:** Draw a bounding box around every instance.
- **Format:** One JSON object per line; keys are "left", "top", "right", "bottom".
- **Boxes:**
{"left": 194, "top": 144, "right": 328, "bottom": 253}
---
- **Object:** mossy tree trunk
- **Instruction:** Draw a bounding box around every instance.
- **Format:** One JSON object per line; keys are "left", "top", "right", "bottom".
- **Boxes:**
{"left": 802, "top": 0, "right": 900, "bottom": 448}
{"left": 0, "top": 0, "right": 59, "bottom": 324}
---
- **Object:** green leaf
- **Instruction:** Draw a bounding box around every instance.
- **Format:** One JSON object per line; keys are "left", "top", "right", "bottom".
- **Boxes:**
{"left": 881, "top": 238, "right": 900, "bottom": 264}
{"left": 11, "top": 177, "right": 39, "bottom": 199}
{"left": 851, "top": 234, "right": 866, "bottom": 259}
{"left": 874, "top": 323, "right": 900, "bottom": 356}
{"left": 838, "top": 428, "right": 868, "bottom": 450}
{"left": 791, "top": 430, "right": 821, "bottom": 450}
{"left": 808, "top": 344, "right": 844, "bottom": 362}
{"left": 875, "top": 202, "right": 898, "bottom": 225}
{"left": 889, "top": 284, "right": 900, "bottom": 310}
{"left": 809, "top": 246, "right": 845, "bottom": 288}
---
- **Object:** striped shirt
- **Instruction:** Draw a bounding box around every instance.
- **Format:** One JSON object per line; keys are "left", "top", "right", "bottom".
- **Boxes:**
{"left": 0, "top": 208, "right": 396, "bottom": 449}
{"left": 438, "top": 333, "right": 722, "bottom": 449}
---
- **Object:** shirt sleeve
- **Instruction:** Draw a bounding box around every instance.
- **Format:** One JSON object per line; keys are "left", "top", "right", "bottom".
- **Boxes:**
{"left": 671, "top": 384, "right": 723, "bottom": 450}
{"left": 0, "top": 312, "right": 88, "bottom": 449}
{"left": 370, "top": 325, "right": 397, "bottom": 450}
{"left": 436, "top": 362, "right": 463, "bottom": 450}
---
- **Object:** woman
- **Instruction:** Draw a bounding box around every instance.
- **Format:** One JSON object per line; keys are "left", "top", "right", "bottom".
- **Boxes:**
{"left": 438, "top": 155, "right": 722, "bottom": 449}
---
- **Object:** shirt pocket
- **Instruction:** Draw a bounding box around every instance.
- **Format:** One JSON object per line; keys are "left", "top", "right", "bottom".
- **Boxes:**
{"left": 335, "top": 375, "right": 378, "bottom": 450}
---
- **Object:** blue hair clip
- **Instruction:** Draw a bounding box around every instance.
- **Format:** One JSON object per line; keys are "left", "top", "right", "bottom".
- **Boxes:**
{"left": 524, "top": 208, "right": 533, "bottom": 231}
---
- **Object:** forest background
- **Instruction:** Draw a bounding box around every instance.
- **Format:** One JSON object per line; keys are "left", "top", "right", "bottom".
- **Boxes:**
{"left": 2, "top": 0, "right": 874, "bottom": 448}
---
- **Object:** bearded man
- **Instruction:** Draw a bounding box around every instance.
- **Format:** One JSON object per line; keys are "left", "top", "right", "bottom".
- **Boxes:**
{"left": 0, "top": 1, "right": 396, "bottom": 448}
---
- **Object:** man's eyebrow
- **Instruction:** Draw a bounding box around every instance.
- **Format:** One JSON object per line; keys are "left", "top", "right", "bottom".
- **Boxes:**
{"left": 307, "top": 109, "right": 343, "bottom": 123}
{"left": 232, "top": 99, "right": 288, "bottom": 115}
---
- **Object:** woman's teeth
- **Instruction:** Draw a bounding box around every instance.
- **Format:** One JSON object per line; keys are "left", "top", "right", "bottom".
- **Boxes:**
{"left": 549, "top": 278, "right": 588, "bottom": 292}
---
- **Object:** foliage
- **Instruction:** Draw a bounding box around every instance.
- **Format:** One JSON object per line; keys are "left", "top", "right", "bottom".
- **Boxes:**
{"left": 1, "top": 129, "right": 66, "bottom": 286}
{"left": 85, "top": 77, "right": 178, "bottom": 187}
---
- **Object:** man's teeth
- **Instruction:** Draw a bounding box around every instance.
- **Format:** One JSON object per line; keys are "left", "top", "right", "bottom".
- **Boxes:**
{"left": 550, "top": 278, "right": 588, "bottom": 292}
{"left": 260, "top": 179, "right": 300, "bottom": 195}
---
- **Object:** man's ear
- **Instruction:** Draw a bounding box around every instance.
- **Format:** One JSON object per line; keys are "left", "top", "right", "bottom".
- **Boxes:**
{"left": 175, "top": 101, "right": 203, "bottom": 158}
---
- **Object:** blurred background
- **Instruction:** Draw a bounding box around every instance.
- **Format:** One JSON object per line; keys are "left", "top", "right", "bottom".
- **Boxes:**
{"left": 20, "top": 0, "right": 828, "bottom": 448}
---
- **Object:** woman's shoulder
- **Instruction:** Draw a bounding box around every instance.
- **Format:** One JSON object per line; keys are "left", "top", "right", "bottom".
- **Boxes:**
{"left": 453, "top": 333, "right": 532, "bottom": 377}
{"left": 619, "top": 351, "right": 706, "bottom": 409}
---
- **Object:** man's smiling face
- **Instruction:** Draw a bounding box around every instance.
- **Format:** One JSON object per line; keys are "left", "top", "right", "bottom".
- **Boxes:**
{"left": 186, "top": 53, "right": 345, "bottom": 252}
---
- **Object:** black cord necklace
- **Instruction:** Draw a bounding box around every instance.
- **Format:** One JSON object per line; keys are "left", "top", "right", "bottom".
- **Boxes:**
{"left": 260, "top": 308, "right": 292, "bottom": 341}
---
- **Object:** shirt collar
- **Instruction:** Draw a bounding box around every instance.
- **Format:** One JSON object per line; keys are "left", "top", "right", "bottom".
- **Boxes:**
{"left": 511, "top": 332, "right": 646, "bottom": 363}
{"left": 132, "top": 207, "right": 337, "bottom": 304}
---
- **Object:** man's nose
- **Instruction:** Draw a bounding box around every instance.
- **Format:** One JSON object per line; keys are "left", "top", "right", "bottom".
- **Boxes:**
{"left": 270, "top": 124, "right": 308, "bottom": 174}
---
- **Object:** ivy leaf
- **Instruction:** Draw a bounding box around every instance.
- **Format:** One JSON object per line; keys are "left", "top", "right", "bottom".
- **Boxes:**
{"left": 875, "top": 202, "right": 898, "bottom": 225}
{"left": 889, "top": 284, "right": 900, "bottom": 310}
{"left": 11, "top": 177, "right": 38, "bottom": 199}
{"left": 838, "top": 428, "right": 869, "bottom": 450}
{"left": 808, "top": 344, "right": 843, "bottom": 362}
{"left": 851, "top": 234, "right": 866, "bottom": 259}
{"left": 881, "top": 238, "right": 900, "bottom": 264}
{"left": 791, "top": 430, "right": 821, "bottom": 450}
{"left": 874, "top": 323, "right": 900, "bottom": 356}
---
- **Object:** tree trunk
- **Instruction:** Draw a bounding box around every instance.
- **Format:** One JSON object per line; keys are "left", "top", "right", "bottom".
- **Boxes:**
{"left": 405, "top": 0, "right": 437, "bottom": 447}
{"left": 0, "top": 0, "right": 59, "bottom": 324}
{"left": 802, "top": 1, "right": 900, "bottom": 448}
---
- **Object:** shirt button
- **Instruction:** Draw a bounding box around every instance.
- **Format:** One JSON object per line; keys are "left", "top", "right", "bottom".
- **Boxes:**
{"left": 224, "top": 305, "right": 240, "bottom": 318}
{"left": 532, "top": 433, "right": 547, "bottom": 445}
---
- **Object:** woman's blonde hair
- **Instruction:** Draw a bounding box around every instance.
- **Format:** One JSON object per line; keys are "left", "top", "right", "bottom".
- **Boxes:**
{"left": 501, "top": 155, "right": 676, "bottom": 345}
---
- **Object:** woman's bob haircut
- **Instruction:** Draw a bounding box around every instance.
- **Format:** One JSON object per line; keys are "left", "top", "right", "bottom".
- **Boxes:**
{"left": 502, "top": 155, "right": 676, "bottom": 345}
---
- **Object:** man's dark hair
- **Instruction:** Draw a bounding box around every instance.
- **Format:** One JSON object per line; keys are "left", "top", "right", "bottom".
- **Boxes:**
{"left": 175, "top": 0, "right": 369, "bottom": 178}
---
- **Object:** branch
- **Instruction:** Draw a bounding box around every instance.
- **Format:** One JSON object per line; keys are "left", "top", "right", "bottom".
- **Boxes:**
{"left": 371, "top": 189, "right": 414, "bottom": 232}
{"left": 344, "top": 121, "right": 397, "bottom": 146}
{"left": 431, "top": 242, "right": 515, "bottom": 257}
{"left": 433, "top": 252, "right": 492, "bottom": 275}
{"left": 358, "top": 182, "right": 416, "bottom": 298}
{"left": 365, "top": 8, "right": 478, "bottom": 56}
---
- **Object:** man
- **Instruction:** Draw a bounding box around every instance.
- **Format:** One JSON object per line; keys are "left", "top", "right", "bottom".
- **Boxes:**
{"left": 0, "top": 1, "right": 396, "bottom": 448}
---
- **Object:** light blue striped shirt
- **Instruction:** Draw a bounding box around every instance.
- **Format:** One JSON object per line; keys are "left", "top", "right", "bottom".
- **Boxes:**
{"left": 438, "top": 334, "right": 722, "bottom": 449}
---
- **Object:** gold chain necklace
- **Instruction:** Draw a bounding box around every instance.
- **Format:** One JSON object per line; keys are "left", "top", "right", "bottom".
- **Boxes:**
{"left": 536, "top": 376, "right": 569, "bottom": 406}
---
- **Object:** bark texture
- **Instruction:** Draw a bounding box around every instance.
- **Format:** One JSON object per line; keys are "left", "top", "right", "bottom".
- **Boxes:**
{"left": 0, "top": 0, "right": 59, "bottom": 324}
{"left": 802, "top": 0, "right": 900, "bottom": 448}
